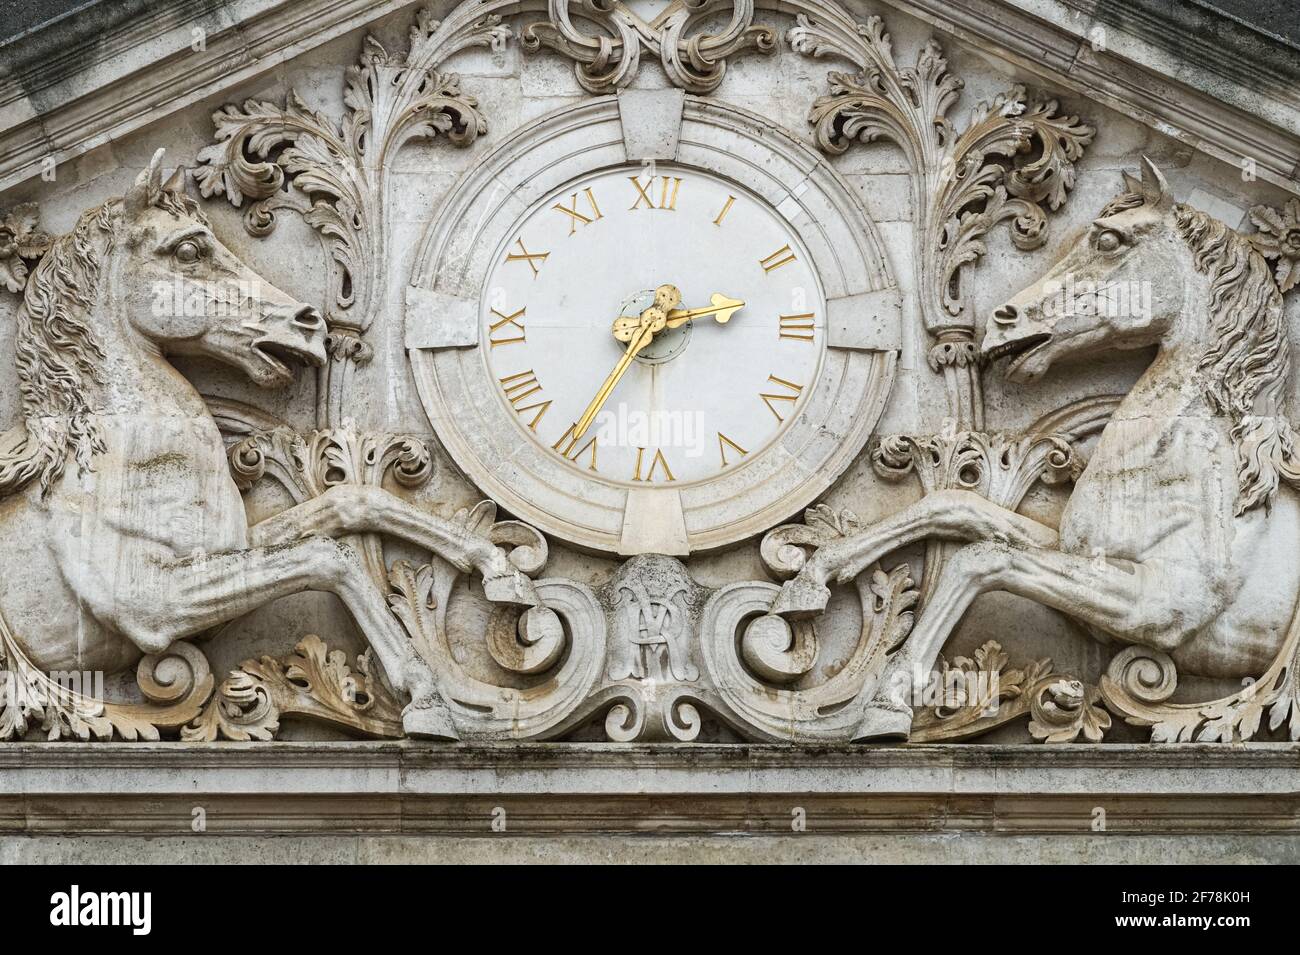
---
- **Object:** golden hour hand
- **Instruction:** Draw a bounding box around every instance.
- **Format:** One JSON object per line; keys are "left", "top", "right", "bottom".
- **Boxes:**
{"left": 574, "top": 284, "right": 681, "bottom": 439}
{"left": 612, "top": 293, "right": 745, "bottom": 343}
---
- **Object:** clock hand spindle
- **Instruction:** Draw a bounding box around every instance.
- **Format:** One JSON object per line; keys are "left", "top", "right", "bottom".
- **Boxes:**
{"left": 612, "top": 293, "right": 744, "bottom": 342}
{"left": 574, "top": 284, "right": 680, "bottom": 439}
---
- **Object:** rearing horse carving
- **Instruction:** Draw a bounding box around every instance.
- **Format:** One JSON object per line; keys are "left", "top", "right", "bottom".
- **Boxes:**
{"left": 0, "top": 150, "right": 553, "bottom": 739}
{"left": 773, "top": 159, "right": 1300, "bottom": 740}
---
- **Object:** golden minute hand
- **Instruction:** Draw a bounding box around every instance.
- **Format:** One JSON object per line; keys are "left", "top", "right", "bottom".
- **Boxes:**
{"left": 612, "top": 294, "right": 744, "bottom": 342}
{"left": 666, "top": 293, "right": 744, "bottom": 328}
{"left": 573, "top": 321, "right": 655, "bottom": 440}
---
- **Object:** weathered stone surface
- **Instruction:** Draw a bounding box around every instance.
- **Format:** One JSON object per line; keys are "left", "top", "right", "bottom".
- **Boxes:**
{"left": 1, "top": 0, "right": 1298, "bottom": 860}
{"left": 1, "top": 743, "right": 1298, "bottom": 862}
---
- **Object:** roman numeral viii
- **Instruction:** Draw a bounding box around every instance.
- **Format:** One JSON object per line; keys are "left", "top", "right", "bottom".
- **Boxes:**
{"left": 499, "top": 370, "right": 552, "bottom": 431}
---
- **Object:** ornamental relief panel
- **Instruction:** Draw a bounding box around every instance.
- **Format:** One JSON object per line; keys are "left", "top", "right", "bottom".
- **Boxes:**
{"left": 0, "top": 0, "right": 1298, "bottom": 746}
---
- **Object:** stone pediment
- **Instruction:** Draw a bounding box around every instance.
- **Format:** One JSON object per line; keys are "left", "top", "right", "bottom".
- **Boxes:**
{"left": 3, "top": 0, "right": 1297, "bottom": 194}
{"left": 0, "top": 0, "right": 1299, "bottom": 768}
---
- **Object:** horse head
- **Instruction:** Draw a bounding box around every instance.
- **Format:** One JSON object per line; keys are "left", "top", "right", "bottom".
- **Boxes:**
{"left": 6, "top": 148, "right": 328, "bottom": 498}
{"left": 985, "top": 156, "right": 1294, "bottom": 515}
{"left": 981, "top": 157, "right": 1187, "bottom": 383}
{"left": 115, "top": 148, "right": 327, "bottom": 386}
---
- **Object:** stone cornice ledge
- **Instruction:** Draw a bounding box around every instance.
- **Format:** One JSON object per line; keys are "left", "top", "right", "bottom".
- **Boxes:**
{"left": 887, "top": 0, "right": 1300, "bottom": 192}
{"left": 0, "top": 0, "right": 415, "bottom": 194}
{"left": 1, "top": 743, "right": 1297, "bottom": 835}
{"left": 1, "top": 0, "right": 1298, "bottom": 197}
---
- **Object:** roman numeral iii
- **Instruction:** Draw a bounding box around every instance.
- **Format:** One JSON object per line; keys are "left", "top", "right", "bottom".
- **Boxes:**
{"left": 779, "top": 313, "right": 815, "bottom": 342}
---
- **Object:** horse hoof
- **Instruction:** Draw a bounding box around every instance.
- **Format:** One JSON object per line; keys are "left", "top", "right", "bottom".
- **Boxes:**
{"left": 402, "top": 696, "right": 459, "bottom": 741}
{"left": 482, "top": 569, "right": 537, "bottom": 607}
{"left": 770, "top": 576, "right": 832, "bottom": 620}
{"left": 851, "top": 701, "right": 913, "bottom": 742}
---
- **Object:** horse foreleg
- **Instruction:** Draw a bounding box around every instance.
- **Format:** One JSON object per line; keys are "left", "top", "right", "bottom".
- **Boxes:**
{"left": 772, "top": 489, "right": 1059, "bottom": 619}
{"left": 249, "top": 485, "right": 540, "bottom": 607}
{"left": 119, "top": 536, "right": 457, "bottom": 739}
{"left": 855, "top": 541, "right": 1218, "bottom": 741}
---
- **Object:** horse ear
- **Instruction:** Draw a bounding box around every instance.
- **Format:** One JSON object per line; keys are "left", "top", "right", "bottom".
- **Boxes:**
{"left": 162, "top": 166, "right": 186, "bottom": 196}
{"left": 147, "top": 148, "right": 165, "bottom": 197}
{"left": 125, "top": 148, "right": 167, "bottom": 218}
{"left": 1139, "top": 156, "right": 1171, "bottom": 209}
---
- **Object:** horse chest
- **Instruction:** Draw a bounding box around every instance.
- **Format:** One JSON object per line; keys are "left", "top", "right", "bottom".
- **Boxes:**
{"left": 80, "top": 416, "right": 248, "bottom": 555}
{"left": 1059, "top": 415, "right": 1230, "bottom": 559}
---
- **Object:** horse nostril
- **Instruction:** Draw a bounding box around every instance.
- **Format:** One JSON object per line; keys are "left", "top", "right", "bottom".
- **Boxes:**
{"left": 993, "top": 305, "right": 1019, "bottom": 326}
{"left": 292, "top": 306, "right": 324, "bottom": 331}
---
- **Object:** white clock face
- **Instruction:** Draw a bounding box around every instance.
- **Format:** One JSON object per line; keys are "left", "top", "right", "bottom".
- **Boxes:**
{"left": 480, "top": 166, "right": 826, "bottom": 486}
{"left": 409, "top": 98, "right": 899, "bottom": 554}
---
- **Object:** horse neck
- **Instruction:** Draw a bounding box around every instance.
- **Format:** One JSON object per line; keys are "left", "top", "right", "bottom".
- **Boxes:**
{"left": 1117, "top": 269, "right": 1214, "bottom": 424}
{"left": 82, "top": 297, "right": 209, "bottom": 421}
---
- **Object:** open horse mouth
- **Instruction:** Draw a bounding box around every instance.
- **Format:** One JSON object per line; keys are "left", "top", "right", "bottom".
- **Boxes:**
{"left": 985, "top": 332, "right": 1050, "bottom": 377}
{"left": 253, "top": 339, "right": 326, "bottom": 383}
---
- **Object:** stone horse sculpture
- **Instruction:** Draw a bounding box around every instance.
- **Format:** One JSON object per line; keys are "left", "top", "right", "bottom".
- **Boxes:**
{"left": 773, "top": 158, "right": 1300, "bottom": 740}
{"left": 0, "top": 149, "right": 551, "bottom": 739}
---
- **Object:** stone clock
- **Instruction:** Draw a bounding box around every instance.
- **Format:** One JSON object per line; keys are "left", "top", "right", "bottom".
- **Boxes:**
{"left": 407, "top": 90, "right": 902, "bottom": 554}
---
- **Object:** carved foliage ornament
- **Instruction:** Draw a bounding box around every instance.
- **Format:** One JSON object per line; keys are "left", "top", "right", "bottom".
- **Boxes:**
{"left": 0, "top": 203, "right": 51, "bottom": 294}
{"left": 192, "top": 7, "right": 502, "bottom": 425}
{"left": 521, "top": 0, "right": 776, "bottom": 93}
{"left": 792, "top": 11, "right": 1094, "bottom": 428}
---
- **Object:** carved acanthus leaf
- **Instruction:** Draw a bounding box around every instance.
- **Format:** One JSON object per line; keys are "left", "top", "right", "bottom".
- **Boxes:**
{"left": 227, "top": 425, "right": 433, "bottom": 499}
{"left": 1246, "top": 197, "right": 1300, "bottom": 293}
{"left": 387, "top": 561, "right": 605, "bottom": 740}
{"left": 696, "top": 562, "right": 919, "bottom": 742}
{"left": 910, "top": 640, "right": 1109, "bottom": 743}
{"left": 184, "top": 635, "right": 402, "bottom": 741}
{"left": 1027, "top": 678, "right": 1110, "bottom": 743}
{"left": 872, "top": 430, "right": 1083, "bottom": 506}
{"left": 194, "top": 7, "right": 500, "bottom": 426}
{"left": 0, "top": 202, "right": 51, "bottom": 294}
{"left": 1101, "top": 634, "right": 1300, "bottom": 743}
{"left": 801, "top": 15, "right": 1093, "bottom": 338}
{"left": 760, "top": 503, "right": 862, "bottom": 579}
{"left": 794, "top": 11, "right": 1092, "bottom": 428}
{"left": 0, "top": 615, "right": 213, "bottom": 741}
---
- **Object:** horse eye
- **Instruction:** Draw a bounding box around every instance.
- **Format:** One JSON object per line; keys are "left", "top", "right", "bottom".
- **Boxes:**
{"left": 175, "top": 240, "right": 202, "bottom": 263}
{"left": 1095, "top": 229, "right": 1123, "bottom": 253}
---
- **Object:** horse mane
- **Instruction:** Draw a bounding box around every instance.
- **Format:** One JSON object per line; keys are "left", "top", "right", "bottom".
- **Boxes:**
{"left": 0, "top": 187, "right": 206, "bottom": 499}
{"left": 1171, "top": 202, "right": 1297, "bottom": 515}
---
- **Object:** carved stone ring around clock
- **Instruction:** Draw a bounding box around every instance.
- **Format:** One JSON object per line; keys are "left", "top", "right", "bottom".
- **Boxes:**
{"left": 612, "top": 292, "right": 746, "bottom": 343}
